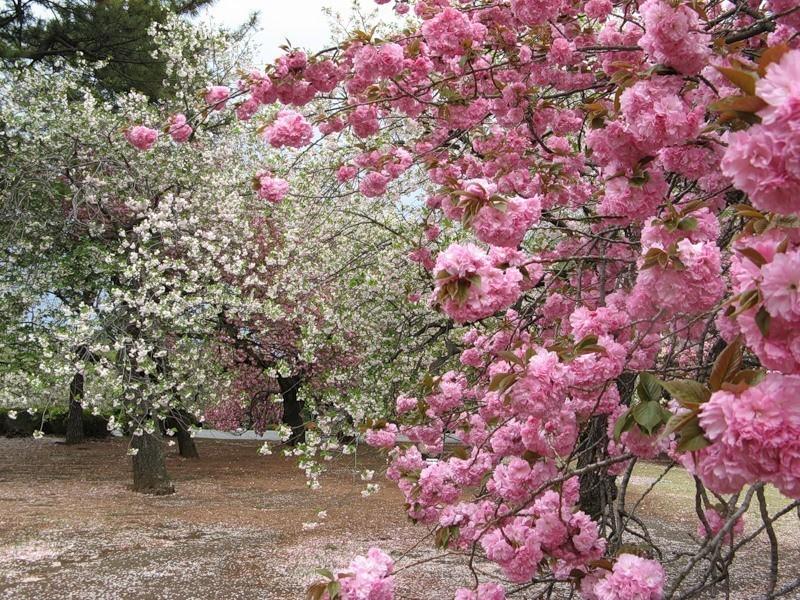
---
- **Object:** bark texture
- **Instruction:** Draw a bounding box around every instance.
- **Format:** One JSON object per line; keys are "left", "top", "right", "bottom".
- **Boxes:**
{"left": 131, "top": 430, "right": 174, "bottom": 495}
{"left": 577, "top": 373, "right": 636, "bottom": 521}
{"left": 174, "top": 411, "right": 199, "bottom": 459}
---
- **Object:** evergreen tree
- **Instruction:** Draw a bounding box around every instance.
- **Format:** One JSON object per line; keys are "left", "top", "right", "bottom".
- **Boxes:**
{"left": 0, "top": 0, "right": 217, "bottom": 99}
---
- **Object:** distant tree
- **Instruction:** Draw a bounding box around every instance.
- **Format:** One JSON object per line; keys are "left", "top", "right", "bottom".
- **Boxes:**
{"left": 0, "top": 0, "right": 221, "bottom": 99}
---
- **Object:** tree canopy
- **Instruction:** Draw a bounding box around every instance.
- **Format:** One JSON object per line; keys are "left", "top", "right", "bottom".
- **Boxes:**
{"left": 3, "top": 0, "right": 800, "bottom": 598}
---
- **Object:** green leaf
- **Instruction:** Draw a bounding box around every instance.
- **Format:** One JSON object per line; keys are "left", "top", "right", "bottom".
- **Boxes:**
{"left": 730, "top": 288, "right": 760, "bottom": 317}
{"left": 575, "top": 344, "right": 607, "bottom": 357}
{"left": 629, "top": 171, "right": 650, "bottom": 187}
{"left": 676, "top": 421, "right": 711, "bottom": 452}
{"left": 488, "top": 372, "right": 517, "bottom": 393}
{"left": 663, "top": 411, "right": 697, "bottom": 437}
{"left": 327, "top": 581, "right": 341, "bottom": 599}
{"left": 575, "top": 334, "right": 599, "bottom": 350}
{"left": 731, "top": 368, "right": 765, "bottom": 386}
{"left": 315, "top": 569, "right": 334, "bottom": 581}
{"left": 307, "top": 582, "right": 327, "bottom": 600}
{"left": 637, "top": 372, "right": 662, "bottom": 403}
{"left": 657, "top": 379, "right": 711, "bottom": 406}
{"left": 613, "top": 409, "right": 634, "bottom": 442}
{"left": 709, "top": 95, "right": 767, "bottom": 114}
{"left": 632, "top": 400, "right": 664, "bottom": 435}
{"left": 435, "top": 525, "right": 459, "bottom": 549}
{"left": 758, "top": 44, "right": 790, "bottom": 77}
{"left": 733, "top": 203, "right": 765, "bottom": 220}
{"left": 496, "top": 350, "right": 525, "bottom": 367}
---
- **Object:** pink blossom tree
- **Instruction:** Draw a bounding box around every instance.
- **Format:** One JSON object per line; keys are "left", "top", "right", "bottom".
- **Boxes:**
{"left": 102, "top": 0, "right": 800, "bottom": 596}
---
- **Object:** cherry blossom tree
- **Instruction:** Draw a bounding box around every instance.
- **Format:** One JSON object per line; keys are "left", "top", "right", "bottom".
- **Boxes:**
{"left": 146, "top": 0, "right": 800, "bottom": 597}
{"left": 6, "top": 0, "right": 800, "bottom": 596}
{"left": 1, "top": 17, "right": 284, "bottom": 492}
{"left": 1, "top": 14, "right": 439, "bottom": 494}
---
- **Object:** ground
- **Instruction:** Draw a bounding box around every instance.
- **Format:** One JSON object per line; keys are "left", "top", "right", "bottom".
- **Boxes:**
{"left": 0, "top": 437, "right": 797, "bottom": 599}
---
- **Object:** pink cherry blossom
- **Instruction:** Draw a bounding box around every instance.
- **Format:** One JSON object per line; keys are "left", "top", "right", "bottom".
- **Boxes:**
{"left": 432, "top": 243, "right": 522, "bottom": 323}
{"left": 639, "top": 0, "right": 711, "bottom": 75}
{"left": 255, "top": 171, "right": 290, "bottom": 203}
{"left": 205, "top": 85, "right": 230, "bottom": 111}
{"left": 697, "top": 373, "right": 800, "bottom": 497}
{"left": 421, "top": 8, "right": 483, "bottom": 58}
{"left": 263, "top": 110, "right": 314, "bottom": 148}
{"left": 167, "top": 114, "right": 192, "bottom": 143}
{"left": 333, "top": 547, "right": 394, "bottom": 600}
{"left": 592, "top": 554, "right": 665, "bottom": 600}
{"left": 760, "top": 249, "right": 800, "bottom": 321}
{"left": 756, "top": 49, "right": 800, "bottom": 126}
{"left": 349, "top": 104, "right": 381, "bottom": 138}
{"left": 235, "top": 97, "right": 260, "bottom": 121}
{"left": 359, "top": 171, "right": 390, "bottom": 197}
{"left": 696, "top": 507, "right": 745, "bottom": 544}
{"left": 125, "top": 125, "right": 158, "bottom": 150}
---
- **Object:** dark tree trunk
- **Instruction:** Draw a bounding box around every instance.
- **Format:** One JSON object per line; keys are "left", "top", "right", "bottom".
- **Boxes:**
{"left": 577, "top": 373, "right": 636, "bottom": 521}
{"left": 65, "top": 371, "right": 84, "bottom": 445}
{"left": 278, "top": 375, "right": 305, "bottom": 446}
{"left": 175, "top": 417, "right": 199, "bottom": 458}
{"left": 162, "top": 410, "right": 199, "bottom": 458}
{"left": 131, "top": 430, "right": 174, "bottom": 495}
{"left": 577, "top": 414, "right": 612, "bottom": 520}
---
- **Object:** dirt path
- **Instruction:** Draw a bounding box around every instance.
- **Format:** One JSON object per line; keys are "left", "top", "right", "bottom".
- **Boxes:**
{"left": 0, "top": 437, "right": 797, "bottom": 599}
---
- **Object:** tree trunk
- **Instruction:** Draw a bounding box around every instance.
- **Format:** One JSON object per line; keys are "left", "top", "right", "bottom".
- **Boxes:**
{"left": 175, "top": 417, "right": 199, "bottom": 458}
{"left": 131, "top": 430, "right": 174, "bottom": 495}
{"left": 65, "top": 371, "right": 84, "bottom": 445}
{"left": 577, "top": 414, "right": 611, "bottom": 520}
{"left": 278, "top": 375, "right": 305, "bottom": 446}
{"left": 162, "top": 410, "right": 199, "bottom": 458}
{"left": 577, "top": 373, "right": 637, "bottom": 523}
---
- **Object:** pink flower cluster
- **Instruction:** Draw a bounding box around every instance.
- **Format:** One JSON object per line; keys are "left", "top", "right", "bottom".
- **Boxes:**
{"left": 619, "top": 78, "right": 704, "bottom": 152}
{"left": 263, "top": 110, "right": 314, "bottom": 148}
{"left": 421, "top": 8, "right": 485, "bottom": 58}
{"left": 432, "top": 243, "right": 523, "bottom": 323}
{"left": 255, "top": 171, "right": 289, "bottom": 203}
{"left": 589, "top": 554, "right": 665, "bottom": 600}
{"left": 631, "top": 239, "right": 723, "bottom": 317}
{"left": 365, "top": 424, "right": 398, "bottom": 448}
{"left": 511, "top": 0, "right": 565, "bottom": 26}
{"left": 168, "top": 113, "right": 192, "bottom": 143}
{"left": 331, "top": 547, "right": 394, "bottom": 600}
{"left": 726, "top": 230, "right": 800, "bottom": 373}
{"left": 472, "top": 196, "right": 541, "bottom": 248}
{"left": 354, "top": 43, "right": 405, "bottom": 81}
{"left": 205, "top": 85, "right": 230, "bottom": 111}
{"left": 722, "top": 50, "right": 800, "bottom": 216}
{"left": 125, "top": 125, "right": 158, "bottom": 150}
{"left": 597, "top": 170, "right": 667, "bottom": 223}
{"left": 693, "top": 373, "right": 800, "bottom": 498}
{"left": 696, "top": 507, "right": 745, "bottom": 544}
{"left": 454, "top": 582, "right": 506, "bottom": 600}
{"left": 639, "top": 0, "right": 711, "bottom": 75}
